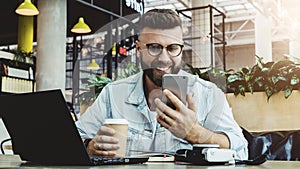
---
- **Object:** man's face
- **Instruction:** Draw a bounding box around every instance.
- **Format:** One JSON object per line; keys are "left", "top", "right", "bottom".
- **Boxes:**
{"left": 137, "top": 26, "right": 184, "bottom": 86}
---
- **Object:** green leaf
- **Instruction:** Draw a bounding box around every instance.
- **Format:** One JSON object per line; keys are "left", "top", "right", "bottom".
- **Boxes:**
{"left": 248, "top": 84, "right": 254, "bottom": 94}
{"left": 265, "top": 86, "right": 274, "bottom": 101}
{"left": 284, "top": 87, "right": 292, "bottom": 99}
{"left": 239, "top": 85, "right": 245, "bottom": 96}
{"left": 256, "top": 81, "right": 263, "bottom": 87}
{"left": 245, "top": 75, "right": 251, "bottom": 82}
{"left": 271, "top": 76, "right": 279, "bottom": 84}
{"left": 291, "top": 76, "right": 300, "bottom": 85}
{"left": 227, "top": 74, "right": 243, "bottom": 83}
{"left": 261, "top": 67, "right": 269, "bottom": 72}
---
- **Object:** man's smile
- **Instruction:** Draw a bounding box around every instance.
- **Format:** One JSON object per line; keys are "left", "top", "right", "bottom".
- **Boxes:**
{"left": 154, "top": 66, "right": 172, "bottom": 75}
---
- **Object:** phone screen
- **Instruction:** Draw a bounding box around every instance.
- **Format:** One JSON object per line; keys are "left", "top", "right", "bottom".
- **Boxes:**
{"left": 162, "top": 74, "right": 188, "bottom": 109}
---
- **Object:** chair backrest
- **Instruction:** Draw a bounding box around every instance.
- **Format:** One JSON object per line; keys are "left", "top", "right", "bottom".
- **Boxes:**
{"left": 242, "top": 127, "right": 300, "bottom": 161}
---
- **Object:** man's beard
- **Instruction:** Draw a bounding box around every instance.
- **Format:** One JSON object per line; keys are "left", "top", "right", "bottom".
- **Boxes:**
{"left": 140, "top": 53, "right": 182, "bottom": 87}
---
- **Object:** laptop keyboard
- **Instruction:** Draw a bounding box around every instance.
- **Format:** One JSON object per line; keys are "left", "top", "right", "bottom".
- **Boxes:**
{"left": 90, "top": 156, "right": 149, "bottom": 165}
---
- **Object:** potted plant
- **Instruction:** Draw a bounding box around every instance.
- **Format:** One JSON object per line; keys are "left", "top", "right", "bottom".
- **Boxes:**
{"left": 78, "top": 62, "right": 140, "bottom": 115}
{"left": 187, "top": 55, "right": 300, "bottom": 100}
{"left": 1, "top": 48, "right": 35, "bottom": 64}
{"left": 187, "top": 56, "right": 300, "bottom": 132}
{"left": 116, "top": 61, "right": 141, "bottom": 80}
{"left": 78, "top": 75, "right": 112, "bottom": 115}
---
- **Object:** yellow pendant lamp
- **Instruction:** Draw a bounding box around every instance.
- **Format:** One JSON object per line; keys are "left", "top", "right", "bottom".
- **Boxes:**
{"left": 87, "top": 59, "right": 100, "bottom": 70}
{"left": 15, "top": 0, "right": 39, "bottom": 16}
{"left": 71, "top": 17, "right": 91, "bottom": 34}
{"left": 71, "top": 17, "right": 95, "bottom": 69}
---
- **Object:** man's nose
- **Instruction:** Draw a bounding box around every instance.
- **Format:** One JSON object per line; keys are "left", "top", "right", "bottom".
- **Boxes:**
{"left": 157, "top": 48, "right": 171, "bottom": 62}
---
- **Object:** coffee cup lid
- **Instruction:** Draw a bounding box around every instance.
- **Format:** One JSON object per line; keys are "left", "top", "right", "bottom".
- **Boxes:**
{"left": 104, "top": 119, "right": 129, "bottom": 124}
{"left": 193, "top": 144, "right": 219, "bottom": 148}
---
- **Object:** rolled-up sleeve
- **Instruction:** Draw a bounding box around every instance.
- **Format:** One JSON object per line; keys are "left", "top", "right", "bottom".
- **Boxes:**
{"left": 200, "top": 82, "right": 248, "bottom": 160}
{"left": 222, "top": 129, "right": 248, "bottom": 160}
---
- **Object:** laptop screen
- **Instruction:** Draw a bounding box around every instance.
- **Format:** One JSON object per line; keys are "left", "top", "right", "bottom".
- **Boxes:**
{"left": 0, "top": 89, "right": 92, "bottom": 165}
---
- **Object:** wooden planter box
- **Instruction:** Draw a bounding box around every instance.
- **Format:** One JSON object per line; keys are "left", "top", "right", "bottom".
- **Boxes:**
{"left": 226, "top": 90, "right": 300, "bottom": 132}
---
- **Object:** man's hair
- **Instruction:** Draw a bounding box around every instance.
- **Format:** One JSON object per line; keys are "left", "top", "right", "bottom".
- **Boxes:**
{"left": 138, "top": 8, "right": 182, "bottom": 31}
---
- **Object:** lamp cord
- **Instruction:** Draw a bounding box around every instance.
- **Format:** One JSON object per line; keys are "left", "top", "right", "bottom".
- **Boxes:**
{"left": 0, "top": 138, "right": 12, "bottom": 155}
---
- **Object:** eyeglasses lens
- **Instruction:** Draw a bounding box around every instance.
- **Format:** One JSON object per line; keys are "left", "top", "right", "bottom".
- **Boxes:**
{"left": 167, "top": 44, "right": 181, "bottom": 56}
{"left": 146, "top": 43, "right": 183, "bottom": 57}
{"left": 148, "top": 44, "right": 162, "bottom": 56}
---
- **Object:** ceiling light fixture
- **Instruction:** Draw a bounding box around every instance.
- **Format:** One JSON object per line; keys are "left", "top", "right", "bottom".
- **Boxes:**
{"left": 15, "top": 0, "right": 39, "bottom": 16}
{"left": 87, "top": 59, "right": 100, "bottom": 70}
{"left": 71, "top": 17, "right": 91, "bottom": 34}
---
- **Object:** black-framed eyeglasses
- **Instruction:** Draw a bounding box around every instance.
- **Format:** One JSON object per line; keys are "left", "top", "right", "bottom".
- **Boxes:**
{"left": 144, "top": 43, "right": 184, "bottom": 57}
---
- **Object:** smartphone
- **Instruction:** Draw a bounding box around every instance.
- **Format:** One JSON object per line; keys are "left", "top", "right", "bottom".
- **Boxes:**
{"left": 162, "top": 74, "right": 188, "bottom": 109}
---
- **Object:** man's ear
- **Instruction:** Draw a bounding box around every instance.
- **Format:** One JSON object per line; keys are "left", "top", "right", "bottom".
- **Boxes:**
{"left": 135, "top": 40, "right": 140, "bottom": 51}
{"left": 135, "top": 40, "right": 141, "bottom": 58}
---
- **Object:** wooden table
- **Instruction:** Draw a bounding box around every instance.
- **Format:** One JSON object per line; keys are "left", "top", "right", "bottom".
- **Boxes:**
{"left": 1, "top": 154, "right": 300, "bottom": 168}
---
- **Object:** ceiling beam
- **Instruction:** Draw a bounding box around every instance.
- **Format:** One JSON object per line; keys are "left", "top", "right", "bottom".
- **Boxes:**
{"left": 214, "top": 0, "right": 249, "bottom": 7}
{"left": 177, "top": 0, "right": 190, "bottom": 8}
{"left": 225, "top": 15, "right": 255, "bottom": 23}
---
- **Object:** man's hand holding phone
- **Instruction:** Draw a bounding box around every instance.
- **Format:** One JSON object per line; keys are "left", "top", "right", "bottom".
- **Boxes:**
{"left": 155, "top": 74, "right": 199, "bottom": 140}
{"left": 155, "top": 88, "right": 200, "bottom": 141}
{"left": 155, "top": 75, "right": 231, "bottom": 148}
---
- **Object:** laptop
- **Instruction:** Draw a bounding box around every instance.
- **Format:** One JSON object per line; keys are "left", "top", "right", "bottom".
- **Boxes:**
{"left": 0, "top": 89, "right": 148, "bottom": 166}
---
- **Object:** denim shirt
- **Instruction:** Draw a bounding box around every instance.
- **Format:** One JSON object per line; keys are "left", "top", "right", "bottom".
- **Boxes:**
{"left": 75, "top": 70, "right": 248, "bottom": 160}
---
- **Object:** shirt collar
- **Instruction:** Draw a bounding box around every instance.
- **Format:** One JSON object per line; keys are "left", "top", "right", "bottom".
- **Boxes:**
{"left": 126, "top": 72, "right": 145, "bottom": 105}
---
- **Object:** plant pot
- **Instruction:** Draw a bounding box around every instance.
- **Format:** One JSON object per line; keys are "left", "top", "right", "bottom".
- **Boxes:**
{"left": 226, "top": 90, "right": 300, "bottom": 132}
